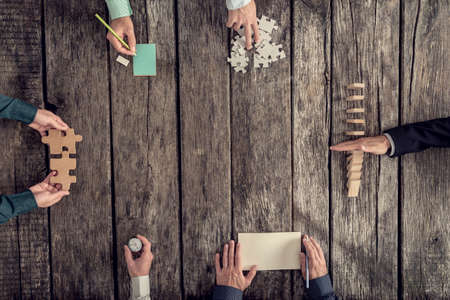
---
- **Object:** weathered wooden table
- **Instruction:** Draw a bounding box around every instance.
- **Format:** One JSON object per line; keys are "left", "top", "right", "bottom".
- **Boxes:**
{"left": 0, "top": 0, "right": 448, "bottom": 299}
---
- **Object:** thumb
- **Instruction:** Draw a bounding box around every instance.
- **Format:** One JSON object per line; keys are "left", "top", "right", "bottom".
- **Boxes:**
{"left": 245, "top": 265, "right": 257, "bottom": 283}
{"left": 124, "top": 245, "right": 134, "bottom": 266}
{"left": 53, "top": 190, "right": 70, "bottom": 202}
{"left": 300, "top": 253, "right": 306, "bottom": 279}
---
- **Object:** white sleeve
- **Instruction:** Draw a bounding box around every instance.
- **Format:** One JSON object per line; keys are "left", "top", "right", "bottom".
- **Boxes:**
{"left": 226, "top": 0, "right": 251, "bottom": 10}
{"left": 383, "top": 133, "right": 395, "bottom": 157}
{"left": 130, "top": 276, "right": 151, "bottom": 300}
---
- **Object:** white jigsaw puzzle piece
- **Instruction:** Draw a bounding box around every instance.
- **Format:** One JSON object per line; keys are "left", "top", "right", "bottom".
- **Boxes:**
{"left": 258, "top": 15, "right": 279, "bottom": 34}
{"left": 254, "top": 54, "right": 270, "bottom": 69}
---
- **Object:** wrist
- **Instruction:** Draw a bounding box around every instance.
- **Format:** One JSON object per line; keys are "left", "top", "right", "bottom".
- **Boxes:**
{"left": 130, "top": 272, "right": 149, "bottom": 278}
{"left": 382, "top": 135, "right": 391, "bottom": 153}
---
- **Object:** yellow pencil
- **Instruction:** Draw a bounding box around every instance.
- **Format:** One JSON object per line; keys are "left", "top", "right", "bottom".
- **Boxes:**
{"left": 95, "top": 13, "right": 131, "bottom": 51}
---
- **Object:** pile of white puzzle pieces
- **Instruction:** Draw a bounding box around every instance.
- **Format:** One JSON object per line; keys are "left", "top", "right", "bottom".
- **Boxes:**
{"left": 227, "top": 15, "right": 286, "bottom": 73}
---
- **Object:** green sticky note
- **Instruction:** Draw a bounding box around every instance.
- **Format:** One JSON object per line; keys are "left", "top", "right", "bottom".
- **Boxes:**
{"left": 133, "top": 44, "right": 156, "bottom": 76}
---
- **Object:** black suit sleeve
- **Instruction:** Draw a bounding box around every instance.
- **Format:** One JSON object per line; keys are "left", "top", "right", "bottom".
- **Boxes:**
{"left": 307, "top": 274, "right": 339, "bottom": 300}
{"left": 384, "top": 117, "right": 450, "bottom": 157}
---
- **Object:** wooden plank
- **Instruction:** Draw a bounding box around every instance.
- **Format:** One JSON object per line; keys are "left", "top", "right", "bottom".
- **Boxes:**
{"left": 110, "top": 0, "right": 181, "bottom": 299}
{"left": 292, "top": 0, "right": 331, "bottom": 298}
{"left": 177, "top": 0, "right": 231, "bottom": 297}
{"left": 331, "top": 0, "right": 399, "bottom": 298}
{"left": 0, "top": 0, "right": 51, "bottom": 298}
{"left": 401, "top": 1, "right": 450, "bottom": 298}
{"left": 44, "top": 0, "right": 114, "bottom": 298}
{"left": 231, "top": 1, "right": 291, "bottom": 298}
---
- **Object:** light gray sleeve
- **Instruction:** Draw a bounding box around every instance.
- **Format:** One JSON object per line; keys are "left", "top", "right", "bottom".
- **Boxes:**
{"left": 226, "top": 0, "right": 251, "bottom": 10}
{"left": 130, "top": 276, "right": 151, "bottom": 300}
{"left": 383, "top": 133, "right": 395, "bottom": 157}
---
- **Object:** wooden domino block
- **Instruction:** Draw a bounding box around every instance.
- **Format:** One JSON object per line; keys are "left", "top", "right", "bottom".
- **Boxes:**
{"left": 347, "top": 163, "right": 362, "bottom": 172}
{"left": 346, "top": 108, "right": 365, "bottom": 113}
{"left": 347, "top": 83, "right": 365, "bottom": 90}
{"left": 346, "top": 95, "right": 364, "bottom": 101}
{"left": 346, "top": 152, "right": 363, "bottom": 162}
{"left": 347, "top": 171, "right": 362, "bottom": 180}
{"left": 347, "top": 155, "right": 363, "bottom": 164}
{"left": 346, "top": 119, "right": 365, "bottom": 124}
{"left": 345, "top": 131, "right": 365, "bottom": 136}
{"left": 347, "top": 179, "right": 361, "bottom": 197}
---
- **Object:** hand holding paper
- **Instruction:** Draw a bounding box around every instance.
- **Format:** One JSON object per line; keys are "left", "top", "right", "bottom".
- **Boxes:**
{"left": 215, "top": 240, "right": 257, "bottom": 291}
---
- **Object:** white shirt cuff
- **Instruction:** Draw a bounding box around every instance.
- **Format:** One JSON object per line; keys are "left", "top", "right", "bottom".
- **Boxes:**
{"left": 130, "top": 276, "right": 150, "bottom": 300}
{"left": 383, "top": 133, "right": 395, "bottom": 157}
{"left": 226, "top": 0, "right": 251, "bottom": 10}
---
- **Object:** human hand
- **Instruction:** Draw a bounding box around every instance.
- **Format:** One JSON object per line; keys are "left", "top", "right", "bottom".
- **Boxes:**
{"left": 215, "top": 240, "right": 257, "bottom": 291}
{"left": 107, "top": 16, "right": 136, "bottom": 56}
{"left": 300, "top": 235, "right": 328, "bottom": 280}
{"left": 226, "top": 0, "right": 260, "bottom": 49}
{"left": 124, "top": 235, "right": 154, "bottom": 277}
{"left": 28, "top": 109, "right": 69, "bottom": 136}
{"left": 330, "top": 135, "right": 391, "bottom": 155}
{"left": 29, "top": 171, "right": 70, "bottom": 208}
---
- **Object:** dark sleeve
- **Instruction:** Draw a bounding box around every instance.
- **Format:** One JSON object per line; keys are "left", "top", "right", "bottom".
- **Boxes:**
{"left": 0, "top": 94, "right": 37, "bottom": 124}
{"left": 307, "top": 274, "right": 338, "bottom": 300}
{"left": 0, "top": 190, "right": 38, "bottom": 224}
{"left": 384, "top": 117, "right": 450, "bottom": 157}
{"left": 212, "top": 286, "right": 243, "bottom": 300}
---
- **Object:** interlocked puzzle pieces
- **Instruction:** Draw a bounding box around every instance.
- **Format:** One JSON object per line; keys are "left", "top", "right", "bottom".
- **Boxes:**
{"left": 345, "top": 83, "right": 365, "bottom": 197}
{"left": 227, "top": 15, "right": 286, "bottom": 73}
{"left": 50, "top": 151, "right": 77, "bottom": 191}
{"left": 42, "top": 129, "right": 82, "bottom": 191}
{"left": 41, "top": 129, "right": 82, "bottom": 154}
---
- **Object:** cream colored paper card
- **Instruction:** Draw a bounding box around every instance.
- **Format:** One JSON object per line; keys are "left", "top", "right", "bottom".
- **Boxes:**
{"left": 238, "top": 232, "right": 301, "bottom": 271}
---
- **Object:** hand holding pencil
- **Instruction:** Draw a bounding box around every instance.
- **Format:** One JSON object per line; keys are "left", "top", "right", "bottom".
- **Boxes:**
{"left": 300, "top": 235, "right": 328, "bottom": 282}
{"left": 96, "top": 14, "right": 136, "bottom": 56}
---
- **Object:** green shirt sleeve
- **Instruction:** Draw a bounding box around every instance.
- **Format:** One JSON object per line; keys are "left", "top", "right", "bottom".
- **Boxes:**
{"left": 0, "top": 94, "right": 37, "bottom": 124}
{"left": 105, "top": 0, "right": 133, "bottom": 20}
{"left": 0, "top": 190, "right": 38, "bottom": 224}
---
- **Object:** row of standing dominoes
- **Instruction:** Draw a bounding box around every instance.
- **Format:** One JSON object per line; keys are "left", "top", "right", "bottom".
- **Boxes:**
{"left": 345, "top": 83, "right": 365, "bottom": 197}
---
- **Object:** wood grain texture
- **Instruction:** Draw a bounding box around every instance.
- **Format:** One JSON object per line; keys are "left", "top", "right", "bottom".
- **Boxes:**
{"left": 44, "top": 0, "right": 114, "bottom": 298}
{"left": 401, "top": 1, "right": 450, "bottom": 298}
{"left": 110, "top": 0, "right": 181, "bottom": 299}
{"left": 331, "top": 0, "right": 399, "bottom": 298}
{"left": 231, "top": 1, "right": 291, "bottom": 298}
{"left": 177, "top": 1, "right": 231, "bottom": 298}
{"left": 291, "top": 0, "right": 331, "bottom": 298}
{"left": 0, "top": 0, "right": 50, "bottom": 299}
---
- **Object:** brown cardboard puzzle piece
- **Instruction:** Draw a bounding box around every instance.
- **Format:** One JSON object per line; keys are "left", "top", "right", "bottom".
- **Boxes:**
{"left": 50, "top": 151, "right": 77, "bottom": 191}
{"left": 42, "top": 129, "right": 83, "bottom": 155}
